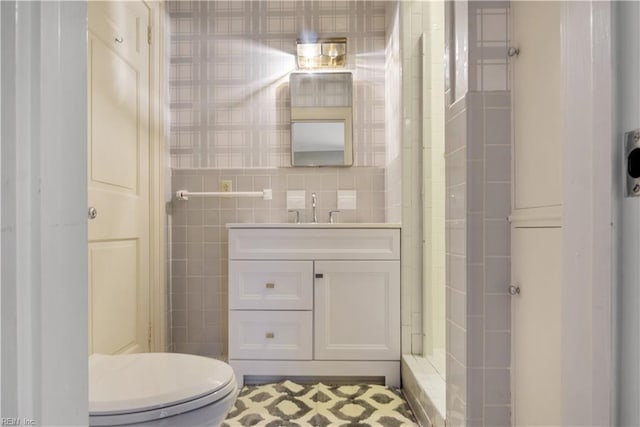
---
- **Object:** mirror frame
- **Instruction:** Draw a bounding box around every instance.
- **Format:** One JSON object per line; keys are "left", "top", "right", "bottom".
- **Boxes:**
{"left": 289, "top": 72, "right": 353, "bottom": 167}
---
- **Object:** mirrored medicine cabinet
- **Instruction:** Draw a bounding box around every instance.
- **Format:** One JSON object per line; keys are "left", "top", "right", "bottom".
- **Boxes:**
{"left": 289, "top": 72, "right": 353, "bottom": 167}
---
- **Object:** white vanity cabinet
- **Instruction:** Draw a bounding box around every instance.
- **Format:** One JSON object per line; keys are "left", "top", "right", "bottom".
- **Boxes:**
{"left": 227, "top": 225, "right": 401, "bottom": 387}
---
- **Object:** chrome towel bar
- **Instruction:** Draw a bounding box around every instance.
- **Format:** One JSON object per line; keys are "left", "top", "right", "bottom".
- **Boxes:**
{"left": 175, "top": 189, "right": 272, "bottom": 201}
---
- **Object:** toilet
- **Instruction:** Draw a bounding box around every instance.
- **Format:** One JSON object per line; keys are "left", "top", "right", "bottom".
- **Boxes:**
{"left": 89, "top": 353, "right": 238, "bottom": 426}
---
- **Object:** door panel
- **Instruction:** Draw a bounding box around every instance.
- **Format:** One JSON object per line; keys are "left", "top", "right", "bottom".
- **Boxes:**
{"left": 511, "top": 227, "right": 561, "bottom": 425}
{"left": 512, "top": 1, "right": 562, "bottom": 210}
{"left": 89, "top": 241, "right": 139, "bottom": 353}
{"left": 88, "top": 1, "right": 150, "bottom": 355}
{"left": 91, "top": 38, "right": 138, "bottom": 190}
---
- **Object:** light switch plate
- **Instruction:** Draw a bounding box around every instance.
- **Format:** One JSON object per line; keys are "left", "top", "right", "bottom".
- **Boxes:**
{"left": 286, "top": 190, "right": 306, "bottom": 209}
{"left": 337, "top": 190, "right": 357, "bottom": 210}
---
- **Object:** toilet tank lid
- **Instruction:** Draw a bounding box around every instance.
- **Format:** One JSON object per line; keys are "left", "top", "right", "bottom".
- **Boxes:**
{"left": 89, "top": 353, "right": 235, "bottom": 415}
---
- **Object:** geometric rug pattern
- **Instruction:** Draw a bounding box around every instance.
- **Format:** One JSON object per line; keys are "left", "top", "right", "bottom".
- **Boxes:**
{"left": 222, "top": 380, "right": 418, "bottom": 427}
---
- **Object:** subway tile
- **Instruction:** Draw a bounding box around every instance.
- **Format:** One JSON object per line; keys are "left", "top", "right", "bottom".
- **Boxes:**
{"left": 485, "top": 145, "right": 511, "bottom": 182}
{"left": 468, "top": 160, "right": 484, "bottom": 212}
{"left": 449, "top": 254, "right": 467, "bottom": 292}
{"left": 485, "top": 331, "right": 510, "bottom": 368}
{"left": 467, "top": 264, "right": 484, "bottom": 316}
{"left": 172, "top": 327, "right": 187, "bottom": 344}
{"left": 412, "top": 334, "right": 423, "bottom": 354}
{"left": 187, "top": 291, "right": 203, "bottom": 311}
{"left": 484, "top": 405, "right": 511, "bottom": 427}
{"left": 484, "top": 92, "right": 510, "bottom": 109}
{"left": 486, "top": 257, "right": 510, "bottom": 294}
{"left": 485, "top": 294, "right": 510, "bottom": 331}
{"left": 467, "top": 316, "right": 484, "bottom": 367}
{"left": 484, "top": 369, "right": 511, "bottom": 405}
{"left": 448, "top": 287, "right": 466, "bottom": 328}
{"left": 186, "top": 226, "right": 204, "bottom": 243}
{"left": 186, "top": 243, "right": 203, "bottom": 259}
{"left": 485, "top": 109, "right": 511, "bottom": 145}
{"left": 187, "top": 277, "right": 204, "bottom": 294}
{"left": 447, "top": 219, "right": 466, "bottom": 256}
{"left": 172, "top": 293, "right": 186, "bottom": 311}
{"left": 172, "top": 310, "right": 186, "bottom": 328}
{"left": 446, "top": 354, "right": 467, "bottom": 404}
{"left": 171, "top": 260, "right": 187, "bottom": 277}
{"left": 468, "top": 213, "right": 484, "bottom": 264}
{"left": 485, "top": 182, "right": 510, "bottom": 220}
{"left": 172, "top": 243, "right": 187, "bottom": 260}
{"left": 187, "top": 309, "right": 204, "bottom": 329}
{"left": 171, "top": 209, "right": 188, "bottom": 226}
{"left": 486, "top": 219, "right": 510, "bottom": 257}
{"left": 483, "top": 64, "right": 508, "bottom": 91}
{"left": 467, "top": 368, "right": 484, "bottom": 420}
{"left": 446, "top": 184, "right": 467, "bottom": 221}
{"left": 448, "top": 320, "right": 466, "bottom": 366}
{"left": 171, "top": 277, "right": 186, "bottom": 295}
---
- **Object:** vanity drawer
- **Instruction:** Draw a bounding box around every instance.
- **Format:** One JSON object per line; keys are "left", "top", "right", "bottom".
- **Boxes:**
{"left": 229, "top": 261, "right": 313, "bottom": 310}
{"left": 229, "top": 228, "right": 400, "bottom": 260}
{"left": 229, "top": 311, "right": 312, "bottom": 360}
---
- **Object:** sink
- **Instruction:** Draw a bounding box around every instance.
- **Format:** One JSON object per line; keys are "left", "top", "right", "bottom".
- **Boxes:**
{"left": 226, "top": 222, "right": 401, "bottom": 229}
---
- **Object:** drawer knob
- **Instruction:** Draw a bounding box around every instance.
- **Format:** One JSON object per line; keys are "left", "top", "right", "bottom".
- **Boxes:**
{"left": 265, "top": 332, "right": 275, "bottom": 339}
{"left": 265, "top": 282, "right": 275, "bottom": 289}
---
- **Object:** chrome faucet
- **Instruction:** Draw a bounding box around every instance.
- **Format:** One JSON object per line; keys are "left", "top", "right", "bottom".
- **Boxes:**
{"left": 311, "top": 192, "right": 318, "bottom": 223}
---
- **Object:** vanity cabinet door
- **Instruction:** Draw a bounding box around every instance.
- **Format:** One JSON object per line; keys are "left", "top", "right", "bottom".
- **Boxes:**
{"left": 314, "top": 261, "right": 400, "bottom": 360}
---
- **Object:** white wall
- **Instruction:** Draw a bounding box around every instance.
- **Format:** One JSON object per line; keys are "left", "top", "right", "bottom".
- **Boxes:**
{"left": 0, "top": 1, "right": 88, "bottom": 424}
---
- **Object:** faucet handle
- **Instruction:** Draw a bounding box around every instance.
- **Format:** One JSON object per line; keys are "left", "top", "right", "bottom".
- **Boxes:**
{"left": 329, "top": 210, "right": 340, "bottom": 224}
{"left": 288, "top": 210, "right": 301, "bottom": 224}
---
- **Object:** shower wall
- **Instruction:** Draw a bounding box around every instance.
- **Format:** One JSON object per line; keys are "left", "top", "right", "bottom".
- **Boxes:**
{"left": 166, "top": 0, "right": 391, "bottom": 359}
{"left": 444, "top": 2, "right": 512, "bottom": 425}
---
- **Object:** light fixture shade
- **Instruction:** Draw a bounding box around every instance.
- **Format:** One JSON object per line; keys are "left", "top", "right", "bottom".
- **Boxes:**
{"left": 296, "top": 37, "right": 347, "bottom": 69}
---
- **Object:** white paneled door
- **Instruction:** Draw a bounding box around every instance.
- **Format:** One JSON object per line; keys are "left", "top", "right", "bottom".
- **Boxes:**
{"left": 511, "top": 1, "right": 562, "bottom": 212}
{"left": 88, "top": 1, "right": 150, "bottom": 354}
{"left": 511, "top": 228, "right": 562, "bottom": 425}
{"left": 510, "top": 1, "right": 563, "bottom": 425}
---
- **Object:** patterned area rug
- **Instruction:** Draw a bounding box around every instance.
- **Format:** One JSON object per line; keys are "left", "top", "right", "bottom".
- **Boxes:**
{"left": 222, "top": 380, "right": 418, "bottom": 427}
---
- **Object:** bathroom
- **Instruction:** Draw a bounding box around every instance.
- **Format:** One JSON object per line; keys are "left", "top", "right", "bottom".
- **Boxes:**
{"left": 0, "top": 0, "right": 633, "bottom": 426}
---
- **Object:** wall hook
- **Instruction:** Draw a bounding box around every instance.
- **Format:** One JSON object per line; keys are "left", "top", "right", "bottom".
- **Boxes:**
{"left": 508, "top": 47, "right": 520, "bottom": 57}
{"left": 115, "top": 36, "right": 124, "bottom": 44}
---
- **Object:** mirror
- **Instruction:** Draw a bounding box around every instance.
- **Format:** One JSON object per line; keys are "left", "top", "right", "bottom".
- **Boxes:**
{"left": 290, "top": 72, "right": 353, "bottom": 166}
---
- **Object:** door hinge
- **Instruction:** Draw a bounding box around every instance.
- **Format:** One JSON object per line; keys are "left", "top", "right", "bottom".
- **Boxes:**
{"left": 147, "top": 26, "right": 152, "bottom": 45}
{"left": 148, "top": 324, "right": 152, "bottom": 349}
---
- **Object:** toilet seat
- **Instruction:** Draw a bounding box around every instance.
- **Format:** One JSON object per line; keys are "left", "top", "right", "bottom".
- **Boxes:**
{"left": 89, "top": 353, "right": 236, "bottom": 426}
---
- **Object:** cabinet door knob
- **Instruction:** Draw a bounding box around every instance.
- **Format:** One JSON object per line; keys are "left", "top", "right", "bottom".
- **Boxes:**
{"left": 315, "top": 273, "right": 323, "bottom": 279}
{"left": 265, "top": 282, "right": 275, "bottom": 289}
{"left": 88, "top": 207, "right": 98, "bottom": 219}
{"left": 265, "top": 332, "right": 275, "bottom": 339}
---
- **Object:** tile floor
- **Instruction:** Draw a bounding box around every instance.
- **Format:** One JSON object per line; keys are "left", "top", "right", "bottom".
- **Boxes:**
{"left": 222, "top": 380, "right": 418, "bottom": 427}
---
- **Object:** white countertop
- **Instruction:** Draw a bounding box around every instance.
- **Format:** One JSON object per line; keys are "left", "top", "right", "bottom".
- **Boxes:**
{"left": 226, "top": 222, "right": 401, "bottom": 229}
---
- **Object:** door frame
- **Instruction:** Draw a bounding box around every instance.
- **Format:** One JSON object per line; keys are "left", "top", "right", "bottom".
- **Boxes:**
{"left": 560, "top": 1, "right": 612, "bottom": 424}
{"left": 146, "top": 0, "right": 167, "bottom": 352}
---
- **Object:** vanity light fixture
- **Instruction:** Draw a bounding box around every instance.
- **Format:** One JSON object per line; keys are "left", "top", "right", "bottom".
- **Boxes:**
{"left": 296, "top": 37, "right": 347, "bottom": 69}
